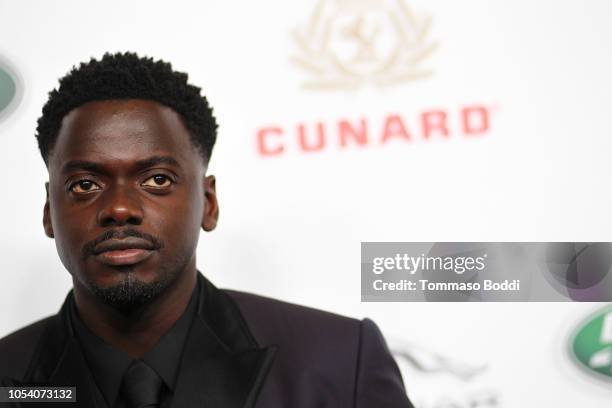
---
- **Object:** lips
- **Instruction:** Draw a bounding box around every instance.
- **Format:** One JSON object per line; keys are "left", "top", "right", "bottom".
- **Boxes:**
{"left": 93, "top": 237, "right": 157, "bottom": 266}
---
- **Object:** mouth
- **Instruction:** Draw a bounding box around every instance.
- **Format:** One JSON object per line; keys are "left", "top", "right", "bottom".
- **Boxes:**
{"left": 93, "top": 237, "right": 157, "bottom": 266}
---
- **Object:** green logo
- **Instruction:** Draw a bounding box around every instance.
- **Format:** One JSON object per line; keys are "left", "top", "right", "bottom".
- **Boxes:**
{"left": 570, "top": 305, "right": 612, "bottom": 382}
{"left": 0, "top": 59, "right": 20, "bottom": 121}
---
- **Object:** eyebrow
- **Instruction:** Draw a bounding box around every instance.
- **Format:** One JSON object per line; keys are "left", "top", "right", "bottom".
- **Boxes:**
{"left": 61, "top": 156, "right": 181, "bottom": 174}
{"left": 61, "top": 160, "right": 104, "bottom": 174}
{"left": 135, "top": 156, "right": 181, "bottom": 170}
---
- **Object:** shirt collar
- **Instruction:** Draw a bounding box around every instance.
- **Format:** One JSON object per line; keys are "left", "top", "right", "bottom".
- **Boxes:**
{"left": 69, "top": 279, "right": 199, "bottom": 407}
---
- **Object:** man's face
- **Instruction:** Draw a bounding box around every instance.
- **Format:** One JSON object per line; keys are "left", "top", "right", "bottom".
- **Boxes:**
{"left": 44, "top": 99, "right": 218, "bottom": 311}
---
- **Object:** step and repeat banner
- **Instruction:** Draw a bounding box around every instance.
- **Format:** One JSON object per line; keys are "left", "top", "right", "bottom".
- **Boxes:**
{"left": 1, "top": 0, "right": 612, "bottom": 406}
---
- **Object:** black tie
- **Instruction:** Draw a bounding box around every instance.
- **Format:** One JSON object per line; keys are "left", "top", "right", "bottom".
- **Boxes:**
{"left": 120, "top": 360, "right": 163, "bottom": 408}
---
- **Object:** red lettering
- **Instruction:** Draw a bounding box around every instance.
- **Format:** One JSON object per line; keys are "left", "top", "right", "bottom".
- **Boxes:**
{"left": 421, "top": 110, "right": 449, "bottom": 139}
{"left": 462, "top": 106, "right": 489, "bottom": 135}
{"left": 381, "top": 115, "right": 411, "bottom": 143}
{"left": 257, "top": 127, "right": 284, "bottom": 156}
{"left": 256, "top": 104, "right": 492, "bottom": 157}
{"left": 298, "top": 122, "right": 326, "bottom": 151}
{"left": 338, "top": 118, "right": 368, "bottom": 147}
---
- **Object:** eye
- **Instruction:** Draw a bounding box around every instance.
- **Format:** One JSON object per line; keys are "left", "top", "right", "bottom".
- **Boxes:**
{"left": 70, "top": 180, "right": 101, "bottom": 194}
{"left": 142, "top": 174, "right": 173, "bottom": 188}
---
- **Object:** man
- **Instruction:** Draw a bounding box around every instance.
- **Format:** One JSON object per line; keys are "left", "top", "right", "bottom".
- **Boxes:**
{"left": 0, "top": 53, "right": 412, "bottom": 407}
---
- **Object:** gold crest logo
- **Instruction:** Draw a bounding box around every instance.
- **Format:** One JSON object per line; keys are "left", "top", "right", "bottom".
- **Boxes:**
{"left": 291, "top": 0, "right": 437, "bottom": 90}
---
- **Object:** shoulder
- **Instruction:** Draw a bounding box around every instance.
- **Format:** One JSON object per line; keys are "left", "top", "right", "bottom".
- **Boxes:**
{"left": 223, "top": 290, "right": 363, "bottom": 379}
{"left": 0, "top": 316, "right": 55, "bottom": 380}
{"left": 223, "top": 289, "right": 362, "bottom": 346}
{"left": 222, "top": 290, "right": 410, "bottom": 406}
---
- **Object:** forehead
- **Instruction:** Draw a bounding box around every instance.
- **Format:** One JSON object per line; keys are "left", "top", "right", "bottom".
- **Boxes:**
{"left": 48, "top": 99, "right": 202, "bottom": 172}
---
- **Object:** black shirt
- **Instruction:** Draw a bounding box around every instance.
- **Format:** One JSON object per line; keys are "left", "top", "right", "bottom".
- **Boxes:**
{"left": 69, "top": 281, "right": 199, "bottom": 408}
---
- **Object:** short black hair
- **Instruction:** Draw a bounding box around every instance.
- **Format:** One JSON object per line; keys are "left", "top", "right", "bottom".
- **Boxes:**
{"left": 36, "top": 52, "right": 218, "bottom": 166}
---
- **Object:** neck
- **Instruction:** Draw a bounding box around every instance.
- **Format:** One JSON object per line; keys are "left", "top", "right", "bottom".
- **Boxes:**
{"left": 72, "top": 263, "right": 198, "bottom": 358}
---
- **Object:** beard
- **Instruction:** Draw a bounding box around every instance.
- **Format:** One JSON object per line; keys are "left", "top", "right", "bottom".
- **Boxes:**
{"left": 86, "top": 267, "right": 179, "bottom": 314}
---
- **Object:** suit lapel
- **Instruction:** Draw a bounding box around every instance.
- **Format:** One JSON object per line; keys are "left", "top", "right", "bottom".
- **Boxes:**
{"left": 46, "top": 337, "right": 103, "bottom": 408}
{"left": 171, "top": 316, "right": 277, "bottom": 407}
{"left": 21, "top": 293, "right": 103, "bottom": 408}
{"left": 170, "top": 273, "right": 277, "bottom": 408}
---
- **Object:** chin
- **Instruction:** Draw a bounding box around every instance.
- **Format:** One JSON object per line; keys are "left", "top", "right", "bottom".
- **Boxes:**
{"left": 84, "top": 267, "right": 177, "bottom": 313}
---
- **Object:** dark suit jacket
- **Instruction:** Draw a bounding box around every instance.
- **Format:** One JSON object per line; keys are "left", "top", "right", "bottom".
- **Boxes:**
{"left": 0, "top": 273, "right": 412, "bottom": 407}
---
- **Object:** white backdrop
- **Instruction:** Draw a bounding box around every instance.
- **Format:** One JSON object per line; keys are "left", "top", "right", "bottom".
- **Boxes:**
{"left": 1, "top": 1, "right": 611, "bottom": 406}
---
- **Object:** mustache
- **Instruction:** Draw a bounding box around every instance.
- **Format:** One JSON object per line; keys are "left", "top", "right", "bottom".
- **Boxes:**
{"left": 82, "top": 228, "right": 163, "bottom": 257}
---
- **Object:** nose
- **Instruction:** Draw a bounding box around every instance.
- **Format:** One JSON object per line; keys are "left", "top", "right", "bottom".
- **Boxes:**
{"left": 97, "top": 184, "right": 144, "bottom": 227}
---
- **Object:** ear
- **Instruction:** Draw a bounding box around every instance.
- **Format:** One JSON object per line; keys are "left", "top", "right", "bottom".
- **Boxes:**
{"left": 201, "top": 175, "right": 219, "bottom": 232}
{"left": 43, "top": 182, "right": 54, "bottom": 238}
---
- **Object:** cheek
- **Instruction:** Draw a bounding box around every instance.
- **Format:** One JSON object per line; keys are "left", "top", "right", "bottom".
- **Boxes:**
{"left": 49, "top": 198, "right": 95, "bottom": 273}
{"left": 151, "top": 189, "right": 204, "bottom": 251}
